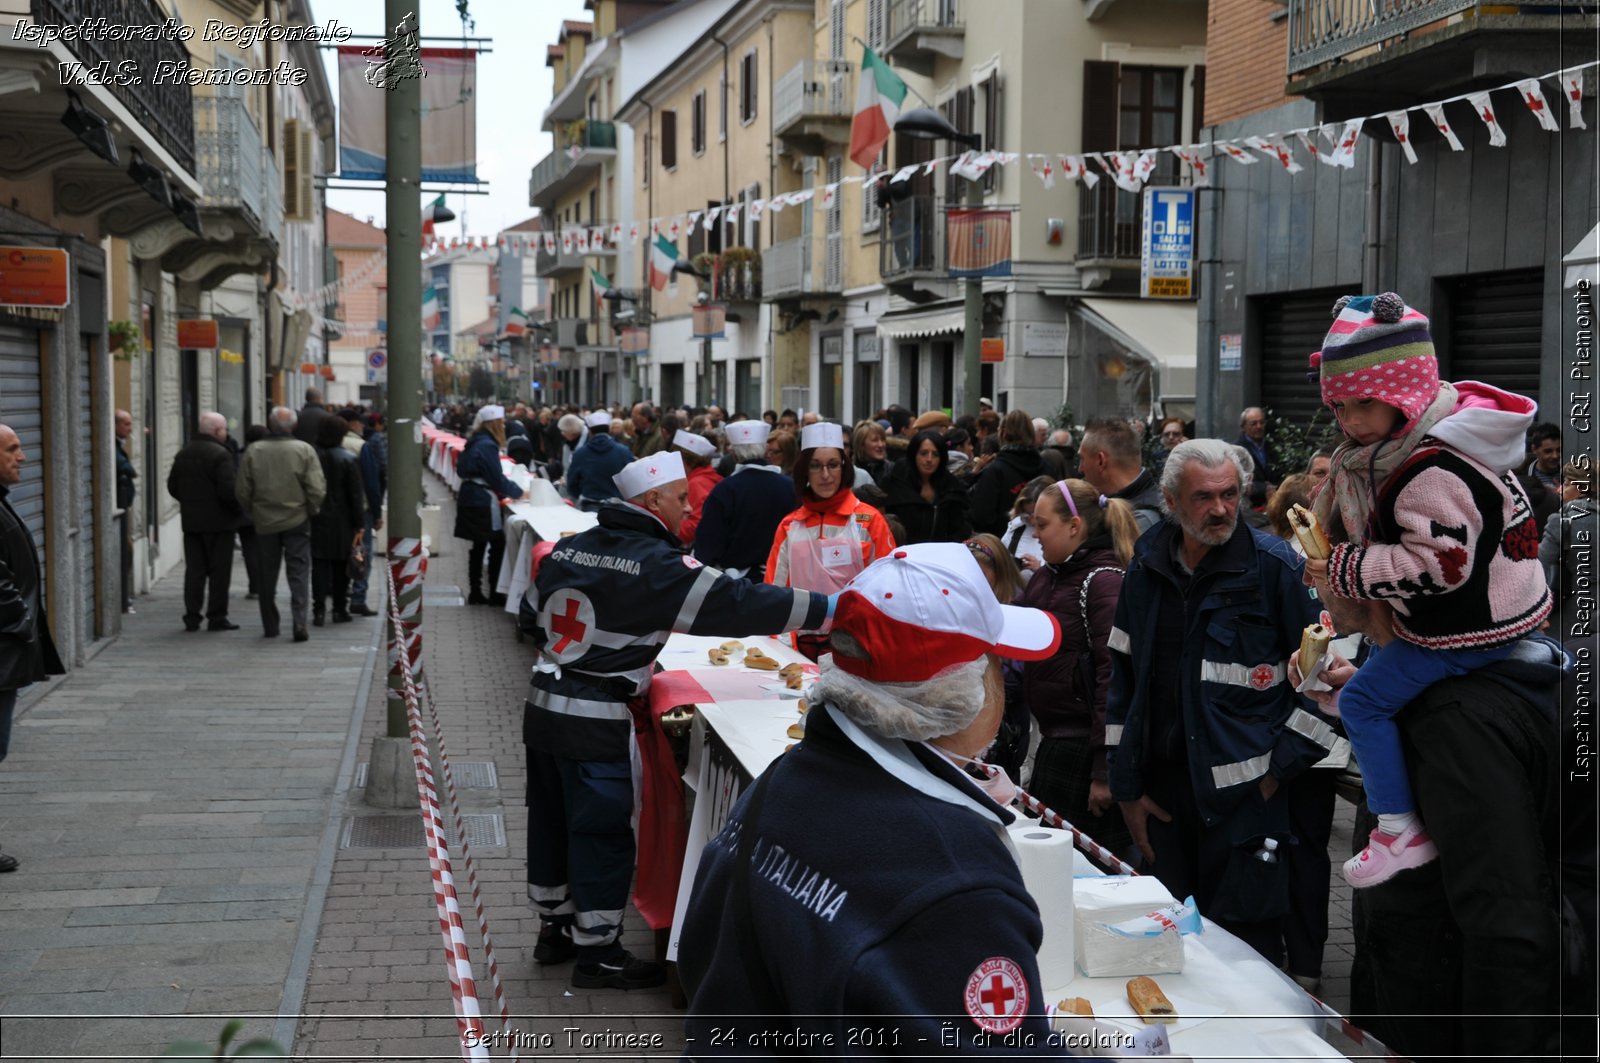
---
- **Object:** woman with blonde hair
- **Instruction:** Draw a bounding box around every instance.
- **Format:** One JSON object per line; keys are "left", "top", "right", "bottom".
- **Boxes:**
{"left": 1018, "top": 479, "right": 1140, "bottom": 867}
{"left": 850, "top": 419, "right": 892, "bottom": 487}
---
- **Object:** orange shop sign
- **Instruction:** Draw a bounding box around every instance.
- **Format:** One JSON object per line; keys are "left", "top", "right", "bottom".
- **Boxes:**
{"left": 0, "top": 246, "right": 70, "bottom": 308}
{"left": 981, "top": 337, "right": 1005, "bottom": 363}
{"left": 177, "top": 318, "right": 219, "bottom": 349}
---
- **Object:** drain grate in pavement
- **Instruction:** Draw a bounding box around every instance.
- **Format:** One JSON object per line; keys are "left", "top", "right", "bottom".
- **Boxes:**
{"left": 340, "top": 813, "right": 506, "bottom": 850}
{"left": 355, "top": 761, "right": 497, "bottom": 789}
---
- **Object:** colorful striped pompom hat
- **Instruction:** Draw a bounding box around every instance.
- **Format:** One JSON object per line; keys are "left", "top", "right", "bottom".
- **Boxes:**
{"left": 1309, "top": 292, "right": 1439, "bottom": 427}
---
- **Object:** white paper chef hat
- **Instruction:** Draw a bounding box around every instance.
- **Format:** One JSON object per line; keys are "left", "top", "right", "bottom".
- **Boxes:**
{"left": 724, "top": 420, "right": 771, "bottom": 446}
{"left": 672, "top": 429, "right": 717, "bottom": 458}
{"left": 613, "top": 451, "right": 687, "bottom": 499}
{"left": 584, "top": 410, "right": 613, "bottom": 429}
{"left": 799, "top": 422, "right": 845, "bottom": 451}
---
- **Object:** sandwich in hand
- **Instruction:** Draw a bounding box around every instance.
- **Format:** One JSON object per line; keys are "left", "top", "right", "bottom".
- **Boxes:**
{"left": 1299, "top": 622, "right": 1333, "bottom": 677}
{"left": 1288, "top": 504, "right": 1331, "bottom": 561}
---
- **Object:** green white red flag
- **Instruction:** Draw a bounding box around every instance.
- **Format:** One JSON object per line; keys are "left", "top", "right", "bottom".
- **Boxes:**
{"left": 849, "top": 47, "right": 906, "bottom": 170}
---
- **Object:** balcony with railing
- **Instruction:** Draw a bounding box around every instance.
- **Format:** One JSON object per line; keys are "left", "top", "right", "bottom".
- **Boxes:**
{"left": 1287, "top": 0, "right": 1588, "bottom": 93}
{"left": 528, "top": 120, "right": 617, "bottom": 210}
{"left": 879, "top": 195, "right": 946, "bottom": 288}
{"left": 763, "top": 233, "right": 840, "bottom": 300}
{"left": 773, "top": 60, "right": 854, "bottom": 157}
{"left": 193, "top": 95, "right": 272, "bottom": 232}
{"left": 535, "top": 224, "right": 616, "bottom": 277}
{"left": 30, "top": 0, "right": 196, "bottom": 173}
{"left": 1076, "top": 180, "right": 1140, "bottom": 266}
{"left": 885, "top": 0, "right": 964, "bottom": 77}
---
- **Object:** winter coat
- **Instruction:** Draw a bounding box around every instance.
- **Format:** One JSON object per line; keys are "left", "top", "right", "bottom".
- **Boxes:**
{"left": 968, "top": 446, "right": 1044, "bottom": 536}
{"left": 311, "top": 445, "right": 364, "bottom": 561}
{"left": 564, "top": 431, "right": 632, "bottom": 505}
{"left": 1108, "top": 467, "right": 1166, "bottom": 536}
{"left": 454, "top": 429, "right": 523, "bottom": 541}
{"left": 693, "top": 465, "right": 797, "bottom": 577}
{"left": 1326, "top": 383, "right": 1552, "bottom": 651}
{"left": 1018, "top": 541, "right": 1124, "bottom": 777}
{"left": 1540, "top": 497, "right": 1598, "bottom": 642}
{"left": 115, "top": 440, "right": 137, "bottom": 510}
{"left": 631, "top": 423, "right": 665, "bottom": 459}
{"left": 166, "top": 435, "right": 241, "bottom": 534}
{"left": 236, "top": 434, "right": 326, "bottom": 535}
{"left": 293, "top": 401, "right": 331, "bottom": 446}
{"left": 677, "top": 464, "right": 723, "bottom": 546}
{"left": 766, "top": 489, "right": 897, "bottom": 593}
{"left": 882, "top": 467, "right": 973, "bottom": 545}
{"left": 0, "top": 486, "right": 64, "bottom": 692}
{"left": 359, "top": 431, "right": 388, "bottom": 515}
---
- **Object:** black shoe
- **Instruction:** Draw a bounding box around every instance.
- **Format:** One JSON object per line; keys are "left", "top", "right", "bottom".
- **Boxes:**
{"left": 263, "top": 627, "right": 280, "bottom": 639}
{"left": 572, "top": 950, "right": 667, "bottom": 990}
{"left": 0, "top": 849, "right": 18, "bottom": 873}
{"left": 293, "top": 626, "right": 310, "bottom": 643}
{"left": 489, "top": 592, "right": 508, "bottom": 607}
{"left": 349, "top": 603, "right": 378, "bottom": 617}
{"left": 331, "top": 610, "right": 353, "bottom": 624}
{"left": 312, "top": 613, "right": 325, "bottom": 628}
{"left": 184, "top": 620, "right": 202, "bottom": 632}
{"left": 533, "top": 924, "right": 577, "bottom": 966}
{"left": 207, "top": 619, "right": 240, "bottom": 631}
{"left": 466, "top": 590, "right": 490, "bottom": 605}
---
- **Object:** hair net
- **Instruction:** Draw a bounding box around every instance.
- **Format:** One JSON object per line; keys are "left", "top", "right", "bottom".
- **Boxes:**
{"left": 811, "top": 639, "right": 989, "bottom": 742}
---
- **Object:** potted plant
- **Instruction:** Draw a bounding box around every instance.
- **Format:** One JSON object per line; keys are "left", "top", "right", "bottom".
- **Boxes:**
{"left": 108, "top": 320, "right": 141, "bottom": 361}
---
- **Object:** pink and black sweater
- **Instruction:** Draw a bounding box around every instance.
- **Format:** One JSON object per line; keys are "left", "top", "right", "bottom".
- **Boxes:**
{"left": 1327, "top": 384, "right": 1552, "bottom": 650}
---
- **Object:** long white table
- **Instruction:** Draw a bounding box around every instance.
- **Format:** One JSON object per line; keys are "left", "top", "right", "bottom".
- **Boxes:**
{"left": 666, "top": 668, "right": 1351, "bottom": 1060}
{"left": 495, "top": 500, "right": 600, "bottom": 611}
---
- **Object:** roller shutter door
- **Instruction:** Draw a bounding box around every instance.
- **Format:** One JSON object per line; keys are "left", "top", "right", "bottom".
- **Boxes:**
{"left": 1444, "top": 269, "right": 1542, "bottom": 400}
{"left": 1256, "top": 289, "right": 1347, "bottom": 432}
{"left": 0, "top": 323, "right": 46, "bottom": 577}
{"left": 76, "top": 334, "right": 97, "bottom": 643}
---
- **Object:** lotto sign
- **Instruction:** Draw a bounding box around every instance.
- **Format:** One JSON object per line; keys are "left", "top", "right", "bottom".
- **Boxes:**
{"left": 1140, "top": 187, "right": 1195, "bottom": 300}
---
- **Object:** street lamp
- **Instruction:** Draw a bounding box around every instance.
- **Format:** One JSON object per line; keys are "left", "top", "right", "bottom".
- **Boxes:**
{"left": 893, "top": 108, "right": 984, "bottom": 417}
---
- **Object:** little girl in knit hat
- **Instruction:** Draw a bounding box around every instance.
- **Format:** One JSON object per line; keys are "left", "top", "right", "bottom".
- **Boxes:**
{"left": 1304, "top": 292, "right": 1551, "bottom": 888}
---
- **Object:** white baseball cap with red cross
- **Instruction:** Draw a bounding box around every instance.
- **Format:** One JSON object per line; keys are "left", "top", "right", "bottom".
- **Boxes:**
{"left": 832, "top": 542, "right": 1061, "bottom": 684}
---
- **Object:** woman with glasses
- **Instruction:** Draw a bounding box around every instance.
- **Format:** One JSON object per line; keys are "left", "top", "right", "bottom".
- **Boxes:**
{"left": 765, "top": 422, "right": 896, "bottom": 660}
{"left": 1151, "top": 416, "right": 1188, "bottom": 475}
{"left": 882, "top": 430, "right": 972, "bottom": 545}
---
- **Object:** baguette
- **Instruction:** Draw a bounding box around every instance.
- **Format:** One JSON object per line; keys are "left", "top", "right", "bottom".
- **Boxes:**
{"left": 1299, "top": 623, "right": 1333, "bottom": 676}
{"left": 1126, "top": 976, "right": 1177, "bottom": 1024}
{"left": 721, "top": 640, "right": 744, "bottom": 653}
{"left": 784, "top": 672, "right": 804, "bottom": 690}
{"left": 744, "top": 646, "right": 767, "bottom": 660}
{"left": 745, "top": 654, "right": 780, "bottom": 671}
{"left": 796, "top": 699, "right": 809, "bottom": 715}
{"left": 707, "top": 648, "right": 729, "bottom": 666}
{"left": 786, "top": 722, "right": 805, "bottom": 740}
{"left": 778, "top": 662, "right": 805, "bottom": 678}
{"left": 1288, "top": 504, "right": 1332, "bottom": 561}
{"left": 1057, "top": 997, "right": 1094, "bottom": 1018}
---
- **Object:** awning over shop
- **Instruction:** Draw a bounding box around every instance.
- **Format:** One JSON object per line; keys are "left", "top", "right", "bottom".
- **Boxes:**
{"left": 876, "top": 304, "right": 965, "bottom": 340}
{"left": 1077, "top": 297, "right": 1198, "bottom": 398}
{"left": 1564, "top": 225, "right": 1598, "bottom": 290}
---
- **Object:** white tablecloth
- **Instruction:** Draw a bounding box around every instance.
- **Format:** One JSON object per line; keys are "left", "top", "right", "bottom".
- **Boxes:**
{"left": 495, "top": 501, "right": 600, "bottom": 609}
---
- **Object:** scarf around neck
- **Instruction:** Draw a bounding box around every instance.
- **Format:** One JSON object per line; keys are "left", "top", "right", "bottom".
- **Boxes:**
{"left": 1314, "top": 381, "right": 1458, "bottom": 544}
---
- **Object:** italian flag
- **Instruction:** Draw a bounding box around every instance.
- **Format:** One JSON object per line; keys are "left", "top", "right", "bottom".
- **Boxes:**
{"left": 422, "top": 286, "right": 440, "bottom": 330}
{"left": 590, "top": 268, "right": 613, "bottom": 305}
{"left": 648, "top": 234, "right": 678, "bottom": 292}
{"left": 421, "top": 194, "right": 449, "bottom": 239}
{"left": 505, "top": 306, "right": 529, "bottom": 336}
{"left": 849, "top": 47, "right": 907, "bottom": 170}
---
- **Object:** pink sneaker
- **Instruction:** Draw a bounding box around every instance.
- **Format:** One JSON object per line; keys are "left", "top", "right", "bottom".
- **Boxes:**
{"left": 1342, "top": 823, "right": 1438, "bottom": 888}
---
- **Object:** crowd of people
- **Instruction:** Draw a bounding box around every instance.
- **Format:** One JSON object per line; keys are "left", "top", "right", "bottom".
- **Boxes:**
{"left": 497, "top": 292, "right": 1590, "bottom": 1056}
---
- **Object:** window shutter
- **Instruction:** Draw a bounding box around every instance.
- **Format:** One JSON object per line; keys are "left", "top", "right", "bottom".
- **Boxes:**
{"left": 868, "top": 0, "right": 886, "bottom": 50}
{"left": 661, "top": 110, "right": 677, "bottom": 169}
{"left": 283, "top": 117, "right": 302, "bottom": 219}
{"left": 830, "top": 0, "right": 846, "bottom": 61}
{"left": 296, "top": 122, "right": 315, "bottom": 222}
{"left": 861, "top": 153, "right": 882, "bottom": 233}
{"left": 1191, "top": 64, "right": 1207, "bottom": 142}
{"left": 741, "top": 51, "right": 758, "bottom": 122}
{"left": 982, "top": 72, "right": 1002, "bottom": 194}
{"left": 1081, "top": 60, "right": 1120, "bottom": 153}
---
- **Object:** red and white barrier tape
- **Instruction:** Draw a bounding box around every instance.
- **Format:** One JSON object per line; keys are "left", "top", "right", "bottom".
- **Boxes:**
{"left": 995, "top": 771, "right": 1402, "bottom": 1057}
{"left": 386, "top": 552, "right": 491, "bottom": 1062}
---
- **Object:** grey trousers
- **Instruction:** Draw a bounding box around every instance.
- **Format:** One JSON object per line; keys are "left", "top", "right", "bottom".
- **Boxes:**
{"left": 255, "top": 522, "right": 312, "bottom": 634}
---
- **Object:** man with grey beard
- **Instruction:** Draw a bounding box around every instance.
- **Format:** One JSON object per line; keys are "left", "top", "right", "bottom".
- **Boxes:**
{"left": 1103, "top": 439, "right": 1333, "bottom": 962}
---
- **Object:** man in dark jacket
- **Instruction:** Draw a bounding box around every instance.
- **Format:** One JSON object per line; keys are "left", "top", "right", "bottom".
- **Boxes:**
{"left": 350, "top": 412, "right": 387, "bottom": 617}
{"left": 1232, "top": 406, "right": 1281, "bottom": 492}
{"left": 166, "top": 412, "right": 243, "bottom": 632}
{"left": 521, "top": 452, "right": 831, "bottom": 989}
{"left": 1107, "top": 439, "right": 1333, "bottom": 960}
{"left": 0, "top": 423, "right": 66, "bottom": 872}
{"left": 564, "top": 412, "right": 631, "bottom": 511}
{"left": 293, "top": 387, "right": 331, "bottom": 445}
{"left": 1079, "top": 417, "right": 1164, "bottom": 535}
{"left": 693, "top": 420, "right": 796, "bottom": 580}
{"left": 968, "top": 411, "right": 1044, "bottom": 536}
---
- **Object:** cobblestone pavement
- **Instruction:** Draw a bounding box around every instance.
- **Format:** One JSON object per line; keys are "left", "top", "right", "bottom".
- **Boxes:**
{"left": 0, "top": 471, "right": 1359, "bottom": 1060}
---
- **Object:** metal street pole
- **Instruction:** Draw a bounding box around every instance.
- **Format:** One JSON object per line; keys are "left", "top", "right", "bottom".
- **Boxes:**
{"left": 960, "top": 169, "right": 982, "bottom": 419}
{"left": 383, "top": 0, "right": 421, "bottom": 745}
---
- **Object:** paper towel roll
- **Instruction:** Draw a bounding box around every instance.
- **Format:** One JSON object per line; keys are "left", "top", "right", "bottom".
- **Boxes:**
{"left": 1009, "top": 825, "right": 1076, "bottom": 991}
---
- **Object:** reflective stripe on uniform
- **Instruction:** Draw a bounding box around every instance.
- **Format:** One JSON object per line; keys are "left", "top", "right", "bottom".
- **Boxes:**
{"left": 785, "top": 588, "right": 813, "bottom": 631}
{"left": 1200, "top": 659, "right": 1287, "bottom": 689}
{"left": 1287, "top": 707, "right": 1338, "bottom": 751}
{"left": 572, "top": 906, "right": 626, "bottom": 948}
{"left": 529, "top": 690, "right": 630, "bottom": 722}
{"left": 1103, "top": 724, "right": 1124, "bottom": 746}
{"left": 1211, "top": 752, "right": 1272, "bottom": 789}
{"left": 1107, "top": 626, "right": 1132, "bottom": 655}
{"left": 672, "top": 565, "right": 721, "bottom": 630}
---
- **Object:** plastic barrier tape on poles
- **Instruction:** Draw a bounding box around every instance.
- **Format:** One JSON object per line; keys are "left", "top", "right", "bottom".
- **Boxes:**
{"left": 385, "top": 557, "right": 491, "bottom": 1062}
{"left": 990, "top": 769, "right": 1401, "bottom": 1057}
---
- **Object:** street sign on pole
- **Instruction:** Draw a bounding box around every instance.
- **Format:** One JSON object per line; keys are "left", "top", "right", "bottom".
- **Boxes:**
{"left": 1140, "top": 187, "right": 1195, "bottom": 300}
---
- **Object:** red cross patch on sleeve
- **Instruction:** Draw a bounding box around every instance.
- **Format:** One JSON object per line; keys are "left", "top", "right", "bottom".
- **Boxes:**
{"left": 963, "top": 957, "right": 1029, "bottom": 1034}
